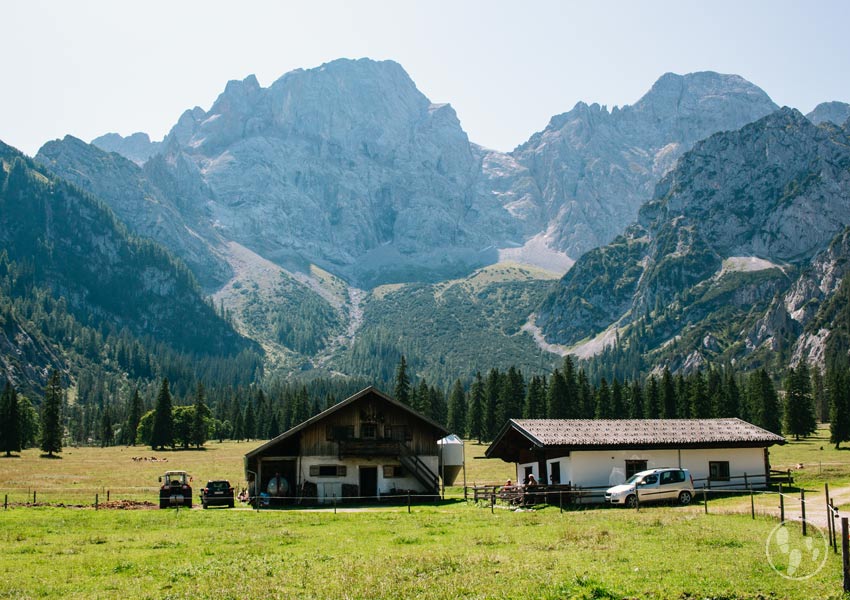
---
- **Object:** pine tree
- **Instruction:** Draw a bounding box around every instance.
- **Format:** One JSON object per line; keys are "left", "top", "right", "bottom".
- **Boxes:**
{"left": 100, "top": 404, "right": 114, "bottom": 447}
{"left": 467, "top": 372, "right": 484, "bottom": 443}
{"left": 660, "top": 367, "right": 676, "bottom": 418}
{"left": 644, "top": 376, "right": 660, "bottom": 418}
{"left": 628, "top": 379, "right": 644, "bottom": 418}
{"left": 0, "top": 381, "right": 22, "bottom": 456}
{"left": 811, "top": 366, "right": 828, "bottom": 423}
{"left": 483, "top": 369, "right": 502, "bottom": 440}
{"left": 748, "top": 369, "right": 782, "bottom": 435}
{"left": 783, "top": 365, "right": 817, "bottom": 440}
{"left": 547, "top": 369, "right": 568, "bottom": 418}
{"left": 191, "top": 383, "right": 210, "bottom": 448}
{"left": 394, "top": 356, "right": 411, "bottom": 405}
{"left": 689, "top": 371, "right": 711, "bottom": 418}
{"left": 611, "top": 379, "right": 624, "bottom": 418}
{"left": 675, "top": 373, "right": 689, "bottom": 418}
{"left": 40, "top": 371, "right": 63, "bottom": 457}
{"left": 150, "top": 378, "right": 174, "bottom": 450}
{"left": 243, "top": 400, "right": 256, "bottom": 442}
{"left": 829, "top": 366, "right": 850, "bottom": 449}
{"left": 577, "top": 369, "right": 592, "bottom": 418}
{"left": 524, "top": 376, "right": 546, "bottom": 419}
{"left": 124, "top": 388, "right": 143, "bottom": 445}
{"left": 595, "top": 378, "right": 612, "bottom": 418}
{"left": 447, "top": 380, "right": 467, "bottom": 435}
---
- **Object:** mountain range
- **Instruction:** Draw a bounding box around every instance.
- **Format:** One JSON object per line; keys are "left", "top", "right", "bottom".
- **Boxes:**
{"left": 3, "top": 57, "right": 850, "bottom": 392}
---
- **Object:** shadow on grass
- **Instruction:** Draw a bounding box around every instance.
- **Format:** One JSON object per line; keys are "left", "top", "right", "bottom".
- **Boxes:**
{"left": 39, "top": 454, "right": 63, "bottom": 459}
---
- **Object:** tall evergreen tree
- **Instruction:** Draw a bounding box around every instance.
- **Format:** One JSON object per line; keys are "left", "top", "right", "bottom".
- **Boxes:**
{"left": 595, "top": 378, "right": 612, "bottom": 418}
{"left": 243, "top": 399, "right": 256, "bottom": 442}
{"left": 100, "top": 404, "right": 114, "bottom": 447}
{"left": 498, "top": 367, "right": 525, "bottom": 425}
{"left": 524, "top": 376, "right": 546, "bottom": 419}
{"left": 40, "top": 371, "right": 64, "bottom": 457}
{"left": 191, "top": 383, "right": 210, "bottom": 448}
{"left": 563, "top": 357, "right": 578, "bottom": 418}
{"left": 467, "top": 372, "right": 484, "bottom": 443}
{"left": 124, "top": 388, "right": 143, "bottom": 445}
{"left": 150, "top": 378, "right": 174, "bottom": 450}
{"left": 393, "top": 356, "right": 411, "bottom": 406}
{"left": 628, "top": 379, "right": 644, "bottom": 418}
{"left": 0, "top": 381, "right": 22, "bottom": 456}
{"left": 577, "top": 369, "right": 592, "bottom": 418}
{"left": 783, "top": 365, "right": 817, "bottom": 440}
{"left": 611, "top": 379, "right": 624, "bottom": 418}
{"left": 644, "top": 375, "right": 660, "bottom": 418}
{"left": 483, "top": 369, "right": 502, "bottom": 440}
{"left": 547, "top": 369, "right": 567, "bottom": 418}
{"left": 660, "top": 367, "right": 676, "bottom": 418}
{"left": 447, "top": 380, "right": 467, "bottom": 435}
{"left": 829, "top": 365, "right": 850, "bottom": 449}
{"left": 748, "top": 369, "right": 782, "bottom": 435}
{"left": 689, "top": 371, "right": 711, "bottom": 418}
{"left": 811, "top": 366, "right": 828, "bottom": 423}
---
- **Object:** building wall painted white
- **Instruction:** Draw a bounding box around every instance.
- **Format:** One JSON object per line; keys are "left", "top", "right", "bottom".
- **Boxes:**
{"left": 298, "top": 455, "right": 438, "bottom": 502}
{"left": 520, "top": 447, "right": 769, "bottom": 491}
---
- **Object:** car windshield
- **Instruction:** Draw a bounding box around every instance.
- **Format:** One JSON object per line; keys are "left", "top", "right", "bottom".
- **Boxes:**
{"left": 208, "top": 482, "right": 229, "bottom": 491}
{"left": 624, "top": 473, "right": 644, "bottom": 485}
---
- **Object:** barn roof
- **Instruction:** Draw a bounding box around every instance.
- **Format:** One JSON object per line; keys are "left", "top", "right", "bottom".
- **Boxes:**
{"left": 486, "top": 418, "right": 785, "bottom": 461}
{"left": 245, "top": 386, "right": 449, "bottom": 460}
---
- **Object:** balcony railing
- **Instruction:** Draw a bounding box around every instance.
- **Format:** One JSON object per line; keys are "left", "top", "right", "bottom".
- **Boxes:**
{"left": 338, "top": 438, "right": 401, "bottom": 457}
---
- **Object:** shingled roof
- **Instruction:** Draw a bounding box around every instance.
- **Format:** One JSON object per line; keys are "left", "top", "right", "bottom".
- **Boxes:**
{"left": 486, "top": 418, "right": 785, "bottom": 460}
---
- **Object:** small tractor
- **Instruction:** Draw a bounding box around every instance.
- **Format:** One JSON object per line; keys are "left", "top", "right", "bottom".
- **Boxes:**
{"left": 159, "top": 470, "right": 193, "bottom": 509}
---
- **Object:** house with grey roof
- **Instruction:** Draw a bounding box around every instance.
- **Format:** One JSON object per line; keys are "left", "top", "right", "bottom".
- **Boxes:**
{"left": 485, "top": 418, "right": 785, "bottom": 492}
{"left": 244, "top": 387, "right": 448, "bottom": 505}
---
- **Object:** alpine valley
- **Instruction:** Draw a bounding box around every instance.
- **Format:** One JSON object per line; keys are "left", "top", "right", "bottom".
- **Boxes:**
{"left": 4, "top": 57, "right": 850, "bottom": 399}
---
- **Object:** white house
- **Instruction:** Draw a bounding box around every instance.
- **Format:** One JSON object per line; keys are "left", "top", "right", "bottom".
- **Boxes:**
{"left": 244, "top": 387, "right": 448, "bottom": 504}
{"left": 485, "top": 418, "right": 785, "bottom": 492}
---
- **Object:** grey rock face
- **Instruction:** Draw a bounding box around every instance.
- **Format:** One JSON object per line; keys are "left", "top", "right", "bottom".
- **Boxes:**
{"left": 506, "top": 72, "right": 778, "bottom": 256}
{"left": 91, "top": 132, "right": 162, "bottom": 165}
{"left": 806, "top": 101, "right": 850, "bottom": 126}
{"left": 537, "top": 108, "right": 850, "bottom": 371}
{"left": 156, "top": 59, "right": 516, "bottom": 286}
{"left": 36, "top": 136, "right": 232, "bottom": 289}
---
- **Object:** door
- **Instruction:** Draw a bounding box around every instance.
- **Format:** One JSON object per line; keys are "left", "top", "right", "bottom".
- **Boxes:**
{"left": 636, "top": 472, "right": 660, "bottom": 501}
{"left": 359, "top": 466, "right": 378, "bottom": 499}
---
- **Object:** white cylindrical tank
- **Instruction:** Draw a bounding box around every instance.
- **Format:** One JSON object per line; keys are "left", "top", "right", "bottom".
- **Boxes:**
{"left": 438, "top": 434, "right": 465, "bottom": 485}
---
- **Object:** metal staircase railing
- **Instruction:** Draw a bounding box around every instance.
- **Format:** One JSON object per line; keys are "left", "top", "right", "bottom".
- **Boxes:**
{"left": 398, "top": 442, "right": 439, "bottom": 493}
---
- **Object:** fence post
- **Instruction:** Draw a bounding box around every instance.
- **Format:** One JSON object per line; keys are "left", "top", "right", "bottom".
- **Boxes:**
{"left": 333, "top": 494, "right": 337, "bottom": 515}
{"left": 800, "top": 489, "right": 806, "bottom": 536}
{"left": 832, "top": 500, "right": 838, "bottom": 553}
{"left": 842, "top": 518, "right": 850, "bottom": 592}
{"left": 744, "top": 473, "right": 748, "bottom": 489}
{"left": 703, "top": 485, "right": 708, "bottom": 514}
{"left": 33, "top": 490, "right": 36, "bottom": 505}
{"left": 826, "top": 483, "right": 833, "bottom": 548}
{"left": 490, "top": 493, "right": 494, "bottom": 514}
{"left": 107, "top": 490, "right": 110, "bottom": 502}
{"left": 750, "top": 486, "right": 755, "bottom": 520}
{"left": 95, "top": 494, "right": 99, "bottom": 510}
{"left": 559, "top": 491, "right": 563, "bottom": 514}
{"left": 408, "top": 491, "right": 411, "bottom": 514}
{"left": 779, "top": 488, "right": 785, "bottom": 523}
{"left": 4, "top": 494, "right": 6, "bottom": 510}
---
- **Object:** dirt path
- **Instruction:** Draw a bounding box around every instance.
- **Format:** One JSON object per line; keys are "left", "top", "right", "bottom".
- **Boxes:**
{"left": 710, "top": 483, "right": 850, "bottom": 531}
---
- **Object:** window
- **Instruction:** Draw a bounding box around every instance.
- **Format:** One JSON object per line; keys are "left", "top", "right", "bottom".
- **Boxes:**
{"left": 625, "top": 460, "right": 648, "bottom": 479}
{"left": 709, "top": 461, "right": 730, "bottom": 481}
{"left": 361, "top": 423, "right": 377, "bottom": 439}
{"left": 309, "top": 465, "right": 347, "bottom": 477}
{"left": 550, "top": 462, "right": 561, "bottom": 484}
{"left": 326, "top": 425, "right": 354, "bottom": 441}
{"left": 383, "top": 465, "right": 405, "bottom": 478}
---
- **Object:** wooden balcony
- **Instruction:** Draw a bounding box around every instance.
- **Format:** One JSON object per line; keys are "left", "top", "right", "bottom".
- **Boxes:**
{"left": 338, "top": 438, "right": 401, "bottom": 458}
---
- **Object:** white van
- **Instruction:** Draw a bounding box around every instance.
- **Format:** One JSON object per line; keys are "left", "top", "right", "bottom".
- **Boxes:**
{"left": 605, "top": 468, "right": 694, "bottom": 508}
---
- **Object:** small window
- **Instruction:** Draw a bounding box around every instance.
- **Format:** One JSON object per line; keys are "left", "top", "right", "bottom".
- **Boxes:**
{"left": 549, "top": 462, "right": 561, "bottom": 484}
{"left": 383, "top": 465, "right": 405, "bottom": 478}
{"left": 625, "top": 460, "right": 648, "bottom": 479}
{"left": 641, "top": 474, "right": 658, "bottom": 485}
{"left": 709, "top": 461, "right": 730, "bottom": 481}
{"left": 309, "top": 465, "right": 347, "bottom": 477}
{"left": 361, "top": 423, "right": 377, "bottom": 439}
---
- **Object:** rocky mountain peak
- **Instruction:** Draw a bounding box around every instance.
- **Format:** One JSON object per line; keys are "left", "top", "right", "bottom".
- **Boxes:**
{"left": 91, "top": 131, "right": 162, "bottom": 165}
{"left": 806, "top": 101, "right": 850, "bottom": 126}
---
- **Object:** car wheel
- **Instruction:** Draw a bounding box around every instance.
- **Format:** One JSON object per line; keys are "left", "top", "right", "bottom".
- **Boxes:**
{"left": 185, "top": 500, "right": 192, "bottom": 509}
{"left": 678, "top": 491, "right": 692, "bottom": 506}
{"left": 202, "top": 502, "right": 208, "bottom": 509}
{"left": 228, "top": 501, "right": 234, "bottom": 508}
{"left": 159, "top": 500, "right": 167, "bottom": 509}
{"left": 625, "top": 494, "right": 637, "bottom": 509}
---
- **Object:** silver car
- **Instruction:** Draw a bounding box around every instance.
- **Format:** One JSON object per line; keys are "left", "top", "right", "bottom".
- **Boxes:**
{"left": 605, "top": 468, "right": 694, "bottom": 508}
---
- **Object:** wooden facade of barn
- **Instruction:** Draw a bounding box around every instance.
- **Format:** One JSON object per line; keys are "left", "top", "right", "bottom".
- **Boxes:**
{"left": 244, "top": 387, "right": 448, "bottom": 504}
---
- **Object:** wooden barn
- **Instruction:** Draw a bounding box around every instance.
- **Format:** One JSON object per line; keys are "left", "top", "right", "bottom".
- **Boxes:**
{"left": 244, "top": 386, "right": 448, "bottom": 504}
{"left": 486, "top": 418, "right": 786, "bottom": 493}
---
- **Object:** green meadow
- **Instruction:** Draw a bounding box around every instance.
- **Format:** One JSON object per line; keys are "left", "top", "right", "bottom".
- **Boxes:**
{"left": 0, "top": 435, "right": 848, "bottom": 598}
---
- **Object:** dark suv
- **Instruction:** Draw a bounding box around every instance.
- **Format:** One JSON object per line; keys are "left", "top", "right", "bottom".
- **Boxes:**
{"left": 201, "top": 480, "right": 235, "bottom": 509}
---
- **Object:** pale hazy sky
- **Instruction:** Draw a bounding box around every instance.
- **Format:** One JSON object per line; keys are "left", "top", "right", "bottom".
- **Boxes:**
{"left": 3, "top": 0, "right": 849, "bottom": 157}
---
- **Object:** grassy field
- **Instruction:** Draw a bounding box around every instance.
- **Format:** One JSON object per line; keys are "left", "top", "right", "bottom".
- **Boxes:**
{"left": 1, "top": 434, "right": 850, "bottom": 598}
